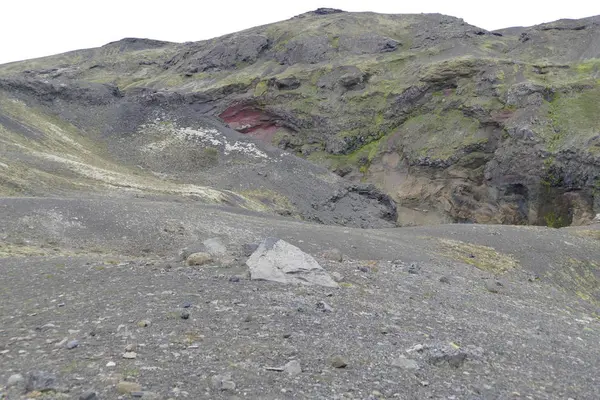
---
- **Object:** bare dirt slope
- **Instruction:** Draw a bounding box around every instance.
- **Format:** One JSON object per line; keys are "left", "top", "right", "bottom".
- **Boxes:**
{"left": 1, "top": 197, "right": 599, "bottom": 399}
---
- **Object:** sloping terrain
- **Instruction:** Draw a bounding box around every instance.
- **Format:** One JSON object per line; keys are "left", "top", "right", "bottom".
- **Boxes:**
{"left": 0, "top": 197, "right": 599, "bottom": 399}
{"left": 1, "top": 9, "right": 598, "bottom": 226}
{"left": 1, "top": 8, "right": 600, "bottom": 400}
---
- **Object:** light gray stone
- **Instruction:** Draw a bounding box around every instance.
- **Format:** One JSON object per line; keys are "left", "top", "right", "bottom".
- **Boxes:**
{"left": 246, "top": 238, "right": 338, "bottom": 287}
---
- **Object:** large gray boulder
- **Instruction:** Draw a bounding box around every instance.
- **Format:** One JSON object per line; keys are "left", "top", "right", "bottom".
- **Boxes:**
{"left": 246, "top": 238, "right": 339, "bottom": 287}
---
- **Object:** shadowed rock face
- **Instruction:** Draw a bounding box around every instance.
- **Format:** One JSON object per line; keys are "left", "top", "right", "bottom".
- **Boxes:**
{"left": 0, "top": 9, "right": 599, "bottom": 226}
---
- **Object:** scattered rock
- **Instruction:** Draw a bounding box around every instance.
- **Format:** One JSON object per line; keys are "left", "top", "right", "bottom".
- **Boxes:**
{"left": 7, "top": 373, "right": 24, "bottom": 388}
{"left": 284, "top": 360, "right": 302, "bottom": 376}
{"left": 203, "top": 237, "right": 227, "bottom": 256}
{"left": 137, "top": 319, "right": 151, "bottom": 328}
{"left": 210, "top": 374, "right": 236, "bottom": 391}
{"left": 439, "top": 276, "right": 450, "bottom": 284}
{"left": 106, "top": 361, "right": 116, "bottom": 367}
{"left": 323, "top": 248, "right": 343, "bottom": 262}
{"left": 391, "top": 356, "right": 420, "bottom": 370}
{"left": 116, "top": 381, "right": 142, "bottom": 394}
{"left": 331, "top": 355, "right": 348, "bottom": 368}
{"left": 66, "top": 339, "right": 79, "bottom": 349}
{"left": 122, "top": 351, "right": 137, "bottom": 359}
{"left": 485, "top": 279, "right": 504, "bottom": 293}
{"left": 125, "top": 343, "right": 136, "bottom": 352}
{"left": 229, "top": 275, "right": 241, "bottom": 282}
{"left": 358, "top": 266, "right": 369, "bottom": 273}
{"left": 182, "top": 301, "right": 192, "bottom": 308}
{"left": 181, "top": 311, "right": 190, "bottom": 320}
{"left": 186, "top": 252, "right": 213, "bottom": 266}
{"left": 330, "top": 272, "right": 344, "bottom": 282}
{"left": 408, "top": 263, "right": 421, "bottom": 274}
{"left": 79, "top": 390, "right": 98, "bottom": 400}
{"left": 25, "top": 371, "right": 57, "bottom": 392}
{"left": 246, "top": 238, "right": 338, "bottom": 287}
{"left": 406, "top": 344, "right": 426, "bottom": 353}
{"left": 316, "top": 300, "right": 334, "bottom": 312}
{"left": 283, "top": 333, "right": 292, "bottom": 339}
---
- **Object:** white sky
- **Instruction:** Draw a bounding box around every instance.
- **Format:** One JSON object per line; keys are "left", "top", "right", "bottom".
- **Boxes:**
{"left": 1, "top": 0, "right": 598, "bottom": 64}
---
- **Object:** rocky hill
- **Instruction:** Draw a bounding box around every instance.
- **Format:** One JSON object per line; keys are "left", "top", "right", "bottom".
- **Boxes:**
{"left": 1, "top": 9, "right": 599, "bottom": 227}
{"left": 1, "top": 9, "right": 600, "bottom": 400}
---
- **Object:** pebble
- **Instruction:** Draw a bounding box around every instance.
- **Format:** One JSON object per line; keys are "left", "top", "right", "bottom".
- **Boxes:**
{"left": 439, "top": 276, "right": 450, "bottom": 284}
{"left": 408, "top": 263, "right": 420, "bottom": 274}
{"left": 25, "top": 371, "right": 57, "bottom": 392}
{"left": 331, "top": 355, "right": 348, "bottom": 368}
{"left": 137, "top": 320, "right": 151, "bottom": 328}
{"left": 66, "top": 340, "right": 79, "bottom": 349}
{"left": 331, "top": 272, "right": 344, "bottom": 282}
{"left": 186, "top": 252, "right": 213, "bottom": 266}
{"left": 229, "top": 275, "right": 241, "bottom": 282}
{"left": 125, "top": 343, "right": 136, "bottom": 352}
{"left": 116, "top": 381, "right": 142, "bottom": 394}
{"left": 79, "top": 390, "right": 97, "bottom": 400}
{"left": 181, "top": 311, "right": 190, "bottom": 320}
{"left": 106, "top": 361, "right": 116, "bottom": 367}
{"left": 182, "top": 301, "right": 192, "bottom": 308}
{"left": 391, "top": 356, "right": 419, "bottom": 370}
{"left": 284, "top": 360, "right": 302, "bottom": 376}
{"left": 283, "top": 333, "right": 292, "bottom": 339}
{"left": 7, "top": 373, "right": 24, "bottom": 387}
{"left": 122, "top": 351, "right": 137, "bottom": 359}
{"left": 210, "top": 374, "right": 236, "bottom": 391}
{"left": 485, "top": 280, "right": 503, "bottom": 293}
{"left": 316, "top": 301, "right": 334, "bottom": 312}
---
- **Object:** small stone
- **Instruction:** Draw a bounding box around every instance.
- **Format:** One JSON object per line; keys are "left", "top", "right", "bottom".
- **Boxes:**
{"left": 331, "top": 355, "right": 348, "bottom": 368}
{"left": 316, "top": 301, "right": 333, "bottom": 312}
{"left": 284, "top": 360, "right": 302, "bottom": 376}
{"left": 106, "top": 361, "right": 116, "bottom": 367}
{"left": 66, "top": 340, "right": 79, "bottom": 349}
{"left": 125, "top": 343, "right": 136, "bottom": 352}
{"left": 283, "top": 333, "right": 292, "bottom": 339}
{"left": 485, "top": 280, "right": 503, "bottom": 293}
{"left": 186, "top": 252, "right": 213, "bottom": 266}
{"left": 137, "top": 320, "right": 151, "bottom": 328}
{"left": 7, "top": 373, "right": 24, "bottom": 387}
{"left": 406, "top": 344, "right": 425, "bottom": 353}
{"left": 229, "top": 275, "right": 241, "bottom": 282}
{"left": 243, "top": 315, "right": 253, "bottom": 322}
{"left": 131, "top": 391, "right": 145, "bottom": 398}
{"left": 323, "top": 248, "right": 343, "bottom": 262}
{"left": 181, "top": 311, "right": 190, "bottom": 320}
{"left": 358, "top": 266, "right": 369, "bottom": 273}
{"left": 182, "top": 301, "right": 192, "bottom": 308}
{"left": 122, "top": 351, "right": 137, "bottom": 359}
{"left": 116, "top": 381, "right": 142, "bottom": 394}
{"left": 330, "top": 272, "right": 344, "bottom": 282}
{"left": 408, "top": 263, "right": 420, "bottom": 274}
{"left": 25, "top": 371, "right": 57, "bottom": 392}
{"left": 439, "top": 276, "right": 450, "bottom": 284}
{"left": 79, "top": 390, "right": 97, "bottom": 400}
{"left": 210, "top": 374, "right": 236, "bottom": 391}
{"left": 391, "top": 356, "right": 419, "bottom": 370}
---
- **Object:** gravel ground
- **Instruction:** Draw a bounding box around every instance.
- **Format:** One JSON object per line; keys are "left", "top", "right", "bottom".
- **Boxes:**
{"left": 1, "top": 197, "right": 599, "bottom": 400}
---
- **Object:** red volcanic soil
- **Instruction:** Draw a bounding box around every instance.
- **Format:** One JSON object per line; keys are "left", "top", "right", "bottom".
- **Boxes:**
{"left": 219, "top": 104, "right": 280, "bottom": 141}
